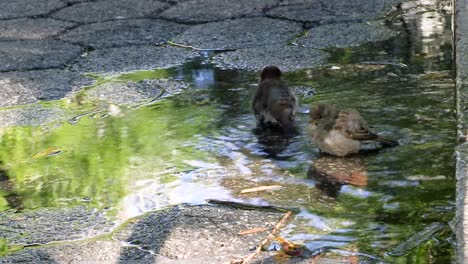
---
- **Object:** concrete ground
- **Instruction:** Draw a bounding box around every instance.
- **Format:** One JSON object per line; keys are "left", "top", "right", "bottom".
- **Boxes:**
{"left": 2, "top": 0, "right": 460, "bottom": 263}
{"left": 455, "top": 0, "right": 468, "bottom": 263}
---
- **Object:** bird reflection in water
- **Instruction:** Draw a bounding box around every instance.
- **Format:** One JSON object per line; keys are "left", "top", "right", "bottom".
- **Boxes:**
{"left": 307, "top": 155, "right": 368, "bottom": 198}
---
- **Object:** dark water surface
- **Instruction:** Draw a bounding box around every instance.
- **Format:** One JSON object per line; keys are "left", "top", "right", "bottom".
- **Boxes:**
{"left": 0, "top": 0, "right": 455, "bottom": 262}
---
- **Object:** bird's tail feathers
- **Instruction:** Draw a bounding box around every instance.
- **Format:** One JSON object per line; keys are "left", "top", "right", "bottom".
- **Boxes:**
{"left": 377, "top": 137, "right": 399, "bottom": 147}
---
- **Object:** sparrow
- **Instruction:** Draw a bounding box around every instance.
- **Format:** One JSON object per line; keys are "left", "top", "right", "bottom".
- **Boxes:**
{"left": 252, "top": 66, "right": 298, "bottom": 134}
{"left": 307, "top": 103, "right": 398, "bottom": 156}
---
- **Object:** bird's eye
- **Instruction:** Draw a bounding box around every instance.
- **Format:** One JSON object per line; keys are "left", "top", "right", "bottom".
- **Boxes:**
{"left": 317, "top": 115, "right": 322, "bottom": 119}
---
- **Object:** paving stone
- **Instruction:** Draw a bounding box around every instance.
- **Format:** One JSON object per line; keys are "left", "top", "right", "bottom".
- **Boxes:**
{"left": 74, "top": 45, "right": 199, "bottom": 74}
{"left": 0, "top": 69, "right": 92, "bottom": 107}
{"left": 0, "top": 18, "right": 76, "bottom": 40}
{"left": 160, "top": 0, "right": 279, "bottom": 23}
{"left": 0, "top": 40, "right": 82, "bottom": 72}
{"left": 171, "top": 17, "right": 302, "bottom": 50}
{"left": 52, "top": 0, "right": 170, "bottom": 23}
{"left": 0, "top": 0, "right": 66, "bottom": 19}
{"left": 60, "top": 19, "right": 188, "bottom": 48}
{"left": 267, "top": 0, "right": 401, "bottom": 24}
{"left": 295, "top": 22, "right": 397, "bottom": 48}
{"left": 212, "top": 45, "right": 329, "bottom": 72}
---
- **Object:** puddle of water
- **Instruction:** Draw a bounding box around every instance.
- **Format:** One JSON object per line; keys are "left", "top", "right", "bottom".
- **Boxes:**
{"left": 0, "top": 0, "right": 455, "bottom": 262}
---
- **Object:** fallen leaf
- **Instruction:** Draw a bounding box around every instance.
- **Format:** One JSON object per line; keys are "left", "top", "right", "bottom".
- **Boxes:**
{"left": 238, "top": 227, "right": 269, "bottom": 236}
{"left": 240, "top": 185, "right": 282, "bottom": 194}
{"left": 33, "top": 147, "right": 62, "bottom": 158}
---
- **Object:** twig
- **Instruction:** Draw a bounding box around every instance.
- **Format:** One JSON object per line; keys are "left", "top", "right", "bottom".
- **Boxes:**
{"left": 240, "top": 211, "right": 293, "bottom": 264}
{"left": 238, "top": 227, "right": 269, "bottom": 236}
{"left": 240, "top": 185, "right": 282, "bottom": 194}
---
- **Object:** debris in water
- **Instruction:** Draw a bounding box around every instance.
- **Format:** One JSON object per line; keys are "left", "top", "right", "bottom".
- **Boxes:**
{"left": 387, "top": 222, "right": 445, "bottom": 256}
{"left": 32, "top": 147, "right": 62, "bottom": 158}
{"left": 240, "top": 185, "right": 282, "bottom": 194}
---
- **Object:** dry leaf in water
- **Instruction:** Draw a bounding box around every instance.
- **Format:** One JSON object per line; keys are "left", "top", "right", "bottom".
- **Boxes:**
{"left": 33, "top": 147, "right": 62, "bottom": 158}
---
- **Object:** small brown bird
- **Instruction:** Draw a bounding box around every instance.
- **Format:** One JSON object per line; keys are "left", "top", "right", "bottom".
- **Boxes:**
{"left": 252, "top": 66, "right": 298, "bottom": 134}
{"left": 307, "top": 103, "right": 398, "bottom": 156}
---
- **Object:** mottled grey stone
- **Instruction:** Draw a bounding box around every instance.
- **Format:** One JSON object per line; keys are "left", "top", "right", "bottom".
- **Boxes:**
{"left": 0, "top": 105, "right": 66, "bottom": 128}
{"left": 455, "top": 0, "right": 468, "bottom": 262}
{"left": 295, "top": 22, "right": 397, "bottom": 49}
{"left": 52, "top": 0, "right": 170, "bottom": 23}
{"left": 0, "top": 69, "right": 92, "bottom": 107}
{"left": 267, "top": 0, "right": 401, "bottom": 24}
{"left": 114, "top": 204, "right": 282, "bottom": 263}
{"left": 0, "top": 206, "right": 113, "bottom": 244}
{"left": 0, "top": 0, "right": 66, "bottom": 19}
{"left": 212, "top": 45, "right": 328, "bottom": 72}
{"left": 74, "top": 45, "right": 199, "bottom": 74}
{"left": 0, "top": 40, "right": 82, "bottom": 72}
{"left": 0, "top": 18, "right": 76, "bottom": 40}
{"left": 60, "top": 19, "right": 188, "bottom": 48}
{"left": 85, "top": 79, "right": 190, "bottom": 105}
{"left": 0, "top": 204, "right": 362, "bottom": 263}
{"left": 171, "top": 17, "right": 302, "bottom": 50}
{"left": 160, "top": 0, "right": 279, "bottom": 23}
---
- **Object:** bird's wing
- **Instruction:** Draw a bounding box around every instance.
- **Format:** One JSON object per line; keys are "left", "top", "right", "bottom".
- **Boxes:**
{"left": 335, "top": 110, "right": 379, "bottom": 140}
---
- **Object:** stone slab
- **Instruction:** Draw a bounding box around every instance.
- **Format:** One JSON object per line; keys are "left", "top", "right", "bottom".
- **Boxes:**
{"left": 267, "top": 0, "right": 401, "bottom": 24}
{"left": 60, "top": 19, "right": 188, "bottom": 48}
{"left": 455, "top": 0, "right": 468, "bottom": 262}
{"left": 295, "top": 22, "right": 397, "bottom": 49}
{"left": 0, "top": 0, "right": 65, "bottom": 20}
{"left": 74, "top": 45, "right": 199, "bottom": 74}
{"left": 212, "top": 45, "right": 329, "bottom": 72}
{"left": 160, "top": 0, "right": 279, "bottom": 23}
{"left": 0, "top": 18, "right": 76, "bottom": 40}
{"left": 52, "top": 0, "right": 170, "bottom": 23}
{"left": 0, "top": 204, "right": 284, "bottom": 263}
{"left": 0, "top": 40, "right": 82, "bottom": 72}
{"left": 171, "top": 17, "right": 302, "bottom": 50}
{"left": 0, "top": 69, "right": 92, "bottom": 107}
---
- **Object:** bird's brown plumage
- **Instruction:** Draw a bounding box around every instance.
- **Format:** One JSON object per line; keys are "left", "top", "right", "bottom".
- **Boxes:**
{"left": 252, "top": 66, "right": 297, "bottom": 134}
{"left": 307, "top": 103, "right": 398, "bottom": 156}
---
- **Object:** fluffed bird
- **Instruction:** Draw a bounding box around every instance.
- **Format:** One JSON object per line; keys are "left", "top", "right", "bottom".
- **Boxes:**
{"left": 252, "top": 66, "right": 298, "bottom": 134}
{"left": 307, "top": 103, "right": 398, "bottom": 156}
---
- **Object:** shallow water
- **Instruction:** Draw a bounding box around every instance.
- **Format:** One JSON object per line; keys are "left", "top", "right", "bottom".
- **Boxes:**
{"left": 0, "top": 0, "right": 455, "bottom": 262}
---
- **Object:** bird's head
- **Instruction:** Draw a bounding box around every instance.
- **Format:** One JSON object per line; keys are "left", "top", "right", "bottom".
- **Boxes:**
{"left": 260, "top": 66, "right": 282, "bottom": 81}
{"left": 309, "top": 103, "right": 336, "bottom": 125}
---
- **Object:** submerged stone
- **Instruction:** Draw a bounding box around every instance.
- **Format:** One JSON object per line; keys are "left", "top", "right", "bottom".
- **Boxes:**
{"left": 0, "top": 40, "right": 82, "bottom": 72}
{"left": 212, "top": 45, "right": 329, "bottom": 72}
{"left": 52, "top": 0, "right": 170, "bottom": 23}
{"left": 160, "top": 0, "right": 279, "bottom": 23}
{"left": 74, "top": 45, "right": 199, "bottom": 74}
{"left": 0, "top": 105, "right": 66, "bottom": 128}
{"left": 171, "top": 17, "right": 302, "bottom": 50}
{"left": 85, "top": 79, "right": 190, "bottom": 105}
{"left": 0, "top": 18, "right": 75, "bottom": 41}
{"left": 61, "top": 19, "right": 188, "bottom": 48}
{"left": 0, "top": 69, "right": 92, "bottom": 107}
{"left": 295, "top": 22, "right": 397, "bottom": 49}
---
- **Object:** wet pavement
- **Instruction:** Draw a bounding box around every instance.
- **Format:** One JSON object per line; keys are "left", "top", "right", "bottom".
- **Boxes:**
{"left": 0, "top": 0, "right": 457, "bottom": 263}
